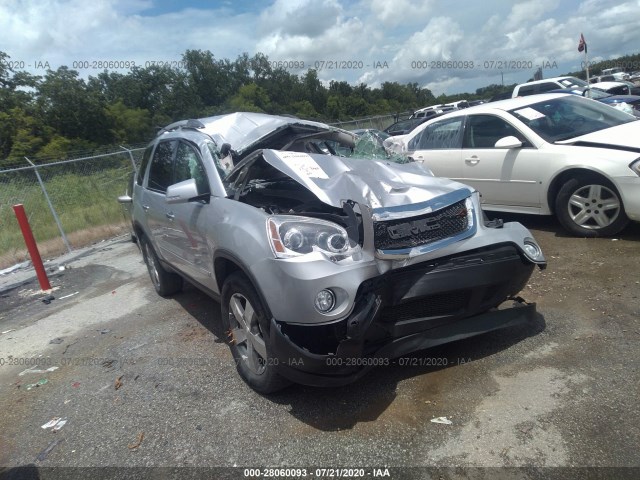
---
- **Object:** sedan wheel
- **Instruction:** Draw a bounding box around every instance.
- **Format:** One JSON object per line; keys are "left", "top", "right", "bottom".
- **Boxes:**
{"left": 556, "top": 177, "right": 629, "bottom": 237}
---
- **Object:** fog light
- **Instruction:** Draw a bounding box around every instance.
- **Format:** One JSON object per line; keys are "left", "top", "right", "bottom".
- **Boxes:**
{"left": 314, "top": 289, "right": 336, "bottom": 313}
{"left": 523, "top": 240, "right": 542, "bottom": 260}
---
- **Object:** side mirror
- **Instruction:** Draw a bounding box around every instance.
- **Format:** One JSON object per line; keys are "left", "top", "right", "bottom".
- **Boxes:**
{"left": 494, "top": 136, "right": 523, "bottom": 149}
{"left": 166, "top": 178, "right": 199, "bottom": 205}
{"left": 117, "top": 195, "right": 132, "bottom": 204}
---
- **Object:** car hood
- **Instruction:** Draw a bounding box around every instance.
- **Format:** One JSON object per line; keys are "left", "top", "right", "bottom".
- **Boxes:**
{"left": 556, "top": 121, "right": 640, "bottom": 152}
{"left": 193, "top": 112, "right": 355, "bottom": 159}
{"left": 261, "top": 149, "right": 472, "bottom": 213}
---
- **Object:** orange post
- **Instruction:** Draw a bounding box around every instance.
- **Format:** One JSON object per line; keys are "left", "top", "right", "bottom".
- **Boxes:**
{"left": 12, "top": 204, "right": 51, "bottom": 291}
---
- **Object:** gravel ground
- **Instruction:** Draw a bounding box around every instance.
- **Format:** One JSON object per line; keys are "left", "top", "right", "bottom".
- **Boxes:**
{"left": 0, "top": 216, "right": 639, "bottom": 480}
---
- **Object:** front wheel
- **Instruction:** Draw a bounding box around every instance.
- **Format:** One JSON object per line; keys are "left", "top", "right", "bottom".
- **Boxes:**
{"left": 555, "top": 177, "right": 629, "bottom": 237}
{"left": 221, "top": 272, "right": 290, "bottom": 394}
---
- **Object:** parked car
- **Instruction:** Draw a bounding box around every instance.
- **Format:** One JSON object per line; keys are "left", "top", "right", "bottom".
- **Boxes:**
{"left": 550, "top": 87, "right": 640, "bottom": 117}
{"left": 512, "top": 76, "right": 589, "bottom": 97}
{"left": 383, "top": 117, "right": 431, "bottom": 136}
{"left": 601, "top": 67, "right": 628, "bottom": 82}
{"left": 410, "top": 104, "right": 456, "bottom": 118}
{"left": 591, "top": 81, "right": 640, "bottom": 96}
{"left": 119, "top": 112, "right": 546, "bottom": 393}
{"left": 384, "top": 94, "right": 640, "bottom": 237}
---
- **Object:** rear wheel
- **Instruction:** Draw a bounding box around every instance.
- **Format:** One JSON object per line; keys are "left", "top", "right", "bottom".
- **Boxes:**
{"left": 140, "top": 236, "right": 183, "bottom": 296}
{"left": 555, "top": 176, "right": 629, "bottom": 237}
{"left": 221, "top": 272, "right": 290, "bottom": 394}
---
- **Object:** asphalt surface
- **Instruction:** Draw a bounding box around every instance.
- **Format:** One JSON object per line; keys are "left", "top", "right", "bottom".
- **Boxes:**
{"left": 0, "top": 217, "right": 639, "bottom": 480}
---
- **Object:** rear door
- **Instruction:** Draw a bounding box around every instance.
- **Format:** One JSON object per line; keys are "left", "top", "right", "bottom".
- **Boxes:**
{"left": 142, "top": 140, "right": 177, "bottom": 261}
{"left": 408, "top": 116, "right": 464, "bottom": 180}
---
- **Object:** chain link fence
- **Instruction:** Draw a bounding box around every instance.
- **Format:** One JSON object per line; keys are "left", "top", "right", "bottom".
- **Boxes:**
{"left": 0, "top": 146, "right": 145, "bottom": 269}
{"left": 0, "top": 112, "right": 419, "bottom": 270}
{"left": 329, "top": 112, "right": 413, "bottom": 131}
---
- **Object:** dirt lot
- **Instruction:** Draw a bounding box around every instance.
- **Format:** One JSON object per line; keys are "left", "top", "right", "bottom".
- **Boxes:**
{"left": 0, "top": 215, "right": 639, "bottom": 479}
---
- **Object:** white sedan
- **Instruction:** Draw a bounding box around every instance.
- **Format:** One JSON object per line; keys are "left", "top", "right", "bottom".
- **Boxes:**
{"left": 384, "top": 93, "right": 640, "bottom": 237}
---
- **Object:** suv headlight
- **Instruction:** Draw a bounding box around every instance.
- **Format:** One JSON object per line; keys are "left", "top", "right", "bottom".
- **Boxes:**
{"left": 267, "top": 216, "right": 361, "bottom": 260}
{"left": 630, "top": 157, "right": 640, "bottom": 176}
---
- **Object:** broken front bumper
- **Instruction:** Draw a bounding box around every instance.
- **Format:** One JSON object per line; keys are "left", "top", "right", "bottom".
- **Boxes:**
{"left": 267, "top": 244, "right": 540, "bottom": 386}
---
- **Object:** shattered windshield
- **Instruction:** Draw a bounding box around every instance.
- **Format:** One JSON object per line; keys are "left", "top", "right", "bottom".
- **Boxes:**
{"left": 350, "top": 130, "right": 412, "bottom": 164}
{"left": 206, "top": 140, "right": 234, "bottom": 180}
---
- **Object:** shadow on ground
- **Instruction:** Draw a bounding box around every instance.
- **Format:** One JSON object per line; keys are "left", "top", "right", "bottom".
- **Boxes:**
{"left": 174, "top": 281, "right": 547, "bottom": 432}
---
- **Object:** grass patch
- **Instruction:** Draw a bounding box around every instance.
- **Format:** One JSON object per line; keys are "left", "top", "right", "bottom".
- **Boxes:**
{"left": 0, "top": 159, "right": 133, "bottom": 268}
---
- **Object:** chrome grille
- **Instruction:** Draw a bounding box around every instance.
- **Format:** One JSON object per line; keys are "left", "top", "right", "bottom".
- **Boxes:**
{"left": 373, "top": 199, "right": 469, "bottom": 251}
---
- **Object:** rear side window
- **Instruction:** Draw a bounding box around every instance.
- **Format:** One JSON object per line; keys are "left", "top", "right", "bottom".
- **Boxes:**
{"left": 136, "top": 146, "right": 153, "bottom": 186}
{"left": 538, "top": 82, "right": 558, "bottom": 93}
{"left": 409, "top": 118, "right": 463, "bottom": 150}
{"left": 517, "top": 85, "right": 536, "bottom": 96}
{"left": 147, "top": 141, "right": 176, "bottom": 193}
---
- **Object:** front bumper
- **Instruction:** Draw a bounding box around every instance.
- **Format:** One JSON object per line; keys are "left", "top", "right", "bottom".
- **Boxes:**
{"left": 615, "top": 176, "right": 640, "bottom": 222}
{"left": 268, "top": 244, "right": 540, "bottom": 386}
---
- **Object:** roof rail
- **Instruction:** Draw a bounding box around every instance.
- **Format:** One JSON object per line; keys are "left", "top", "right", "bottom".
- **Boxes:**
{"left": 156, "top": 119, "right": 205, "bottom": 137}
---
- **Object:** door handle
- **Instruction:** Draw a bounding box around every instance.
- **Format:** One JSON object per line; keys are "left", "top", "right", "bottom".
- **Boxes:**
{"left": 165, "top": 212, "right": 175, "bottom": 220}
{"left": 465, "top": 156, "right": 480, "bottom": 165}
{"left": 142, "top": 205, "right": 150, "bottom": 212}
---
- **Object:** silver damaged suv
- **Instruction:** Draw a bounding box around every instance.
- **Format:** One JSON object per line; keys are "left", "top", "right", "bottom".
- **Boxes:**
{"left": 120, "top": 112, "right": 546, "bottom": 393}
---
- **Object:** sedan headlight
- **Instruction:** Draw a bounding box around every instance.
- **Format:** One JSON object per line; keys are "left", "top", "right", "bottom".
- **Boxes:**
{"left": 630, "top": 157, "right": 640, "bottom": 176}
{"left": 267, "top": 216, "right": 361, "bottom": 260}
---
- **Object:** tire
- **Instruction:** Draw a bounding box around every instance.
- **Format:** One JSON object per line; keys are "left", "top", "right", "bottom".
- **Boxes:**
{"left": 140, "top": 235, "right": 183, "bottom": 296}
{"left": 555, "top": 176, "right": 629, "bottom": 237}
{"left": 221, "top": 272, "right": 290, "bottom": 394}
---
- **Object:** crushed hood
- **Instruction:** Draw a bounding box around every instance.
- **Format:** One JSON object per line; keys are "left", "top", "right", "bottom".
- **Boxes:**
{"left": 192, "top": 112, "right": 354, "bottom": 158}
{"left": 261, "top": 149, "right": 473, "bottom": 211}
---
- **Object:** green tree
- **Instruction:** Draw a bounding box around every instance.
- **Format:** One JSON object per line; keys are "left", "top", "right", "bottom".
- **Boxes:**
{"left": 37, "top": 67, "right": 113, "bottom": 144}
{"left": 228, "top": 83, "right": 271, "bottom": 112}
{"left": 106, "top": 100, "right": 153, "bottom": 144}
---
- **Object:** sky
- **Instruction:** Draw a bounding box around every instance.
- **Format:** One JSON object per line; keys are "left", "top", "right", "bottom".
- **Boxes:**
{"left": 1, "top": 0, "right": 640, "bottom": 96}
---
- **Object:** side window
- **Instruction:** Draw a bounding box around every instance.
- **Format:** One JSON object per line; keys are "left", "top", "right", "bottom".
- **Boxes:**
{"left": 174, "top": 142, "right": 210, "bottom": 195}
{"left": 538, "top": 82, "right": 558, "bottom": 93}
{"left": 147, "top": 141, "right": 175, "bottom": 193}
{"left": 410, "top": 118, "right": 463, "bottom": 150}
{"left": 517, "top": 85, "right": 536, "bottom": 96}
{"left": 136, "top": 146, "right": 153, "bottom": 186}
{"left": 464, "top": 115, "right": 529, "bottom": 148}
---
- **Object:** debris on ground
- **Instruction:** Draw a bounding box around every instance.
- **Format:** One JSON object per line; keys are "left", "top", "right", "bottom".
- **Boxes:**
{"left": 72, "top": 381, "right": 81, "bottom": 388}
{"left": 430, "top": 416, "right": 453, "bottom": 425}
{"left": 128, "top": 431, "right": 144, "bottom": 450}
{"left": 26, "top": 379, "right": 49, "bottom": 390}
{"left": 41, "top": 417, "right": 67, "bottom": 431}
{"left": 99, "top": 329, "right": 111, "bottom": 334}
{"left": 42, "top": 294, "right": 55, "bottom": 304}
{"left": 49, "top": 337, "right": 64, "bottom": 344}
{"left": 102, "top": 359, "right": 116, "bottom": 369}
{"left": 19, "top": 366, "right": 59, "bottom": 376}
{"left": 0, "top": 260, "right": 31, "bottom": 275}
{"left": 36, "top": 438, "right": 64, "bottom": 461}
{"left": 115, "top": 375, "right": 124, "bottom": 390}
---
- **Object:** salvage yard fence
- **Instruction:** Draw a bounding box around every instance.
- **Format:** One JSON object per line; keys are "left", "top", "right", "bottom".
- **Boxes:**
{"left": 0, "top": 146, "right": 146, "bottom": 270}
{"left": 329, "top": 112, "right": 412, "bottom": 131}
